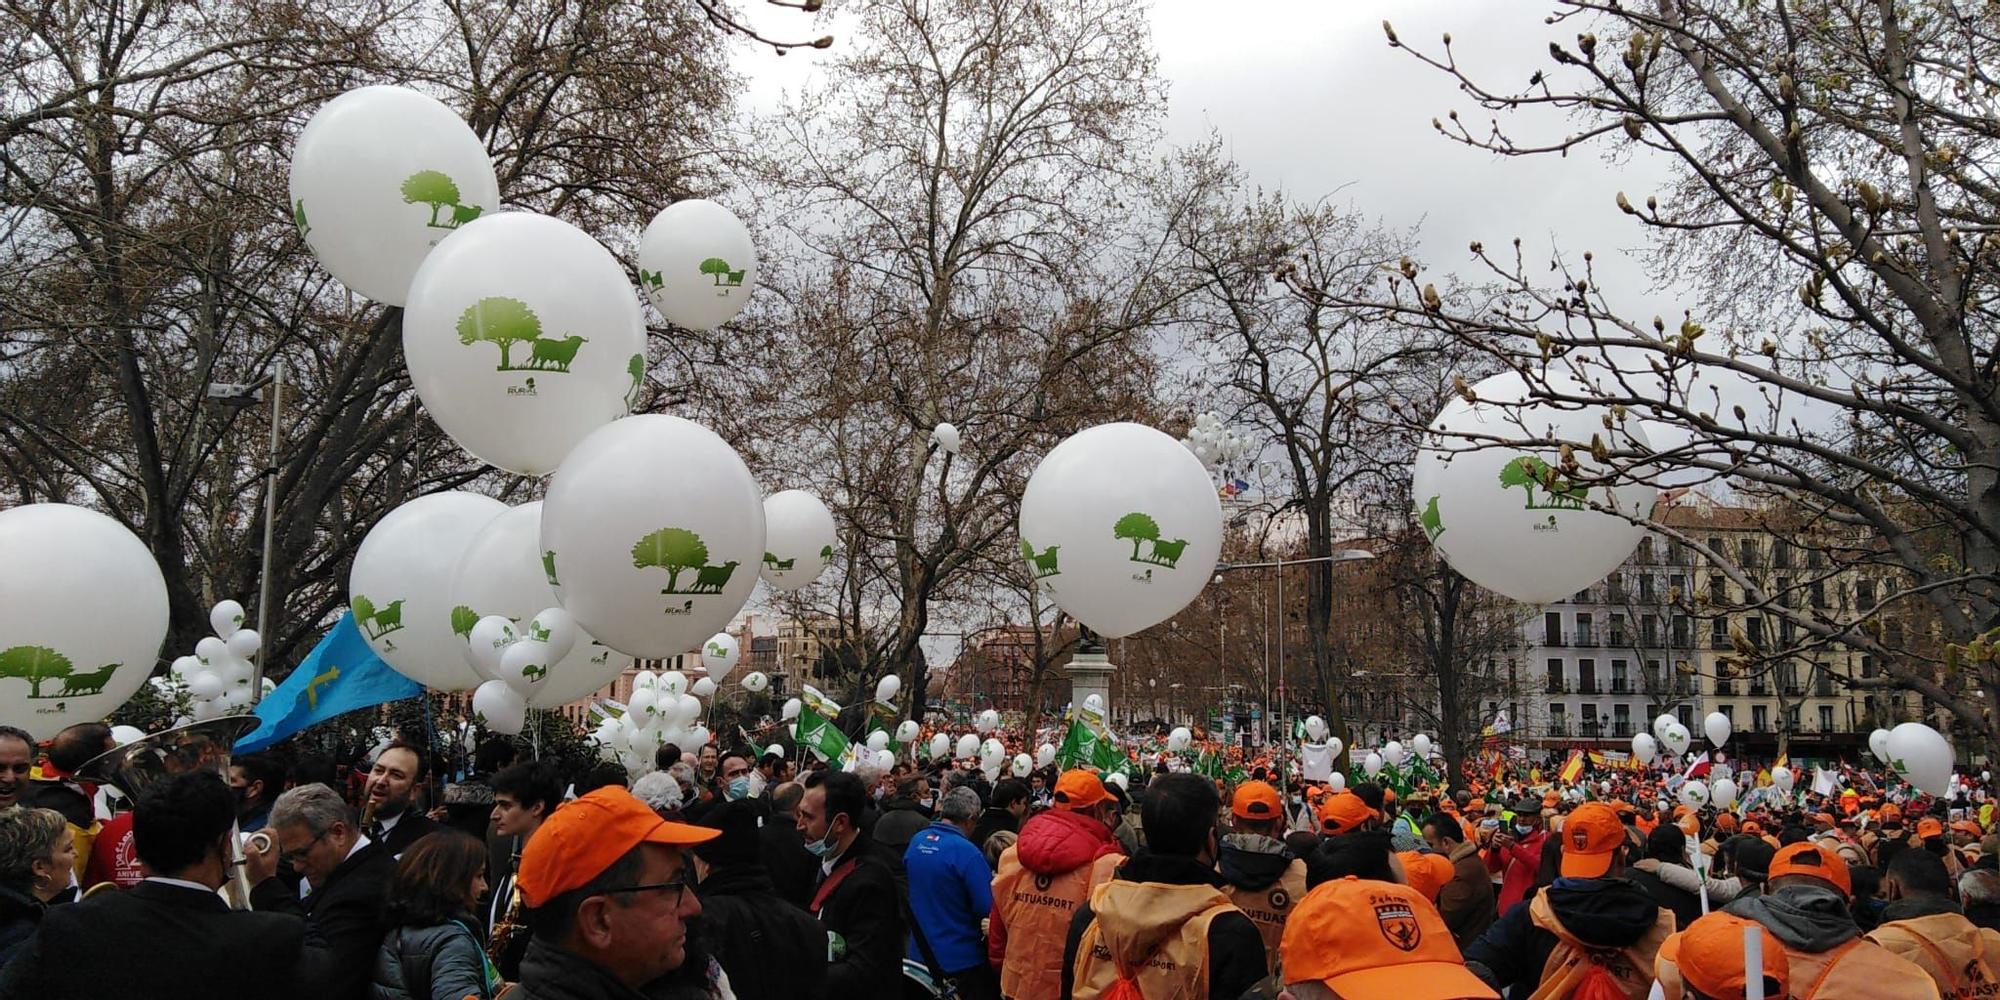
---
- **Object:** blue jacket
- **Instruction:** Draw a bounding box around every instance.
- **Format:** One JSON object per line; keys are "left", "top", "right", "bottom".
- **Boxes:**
{"left": 903, "top": 820, "right": 993, "bottom": 974}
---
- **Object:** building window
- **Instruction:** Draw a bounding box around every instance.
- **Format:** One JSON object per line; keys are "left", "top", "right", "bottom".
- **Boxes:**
{"left": 1810, "top": 580, "right": 1828, "bottom": 608}
{"left": 1576, "top": 613, "right": 1594, "bottom": 645}
{"left": 1746, "top": 618, "right": 1763, "bottom": 648}
{"left": 1787, "top": 706, "right": 1801, "bottom": 730}
{"left": 1741, "top": 538, "right": 1761, "bottom": 566}
{"left": 1640, "top": 574, "right": 1656, "bottom": 602}
{"left": 1856, "top": 579, "right": 1875, "bottom": 609}
{"left": 1677, "top": 704, "right": 1694, "bottom": 727}
{"left": 1780, "top": 617, "right": 1795, "bottom": 645}
{"left": 1774, "top": 539, "right": 1792, "bottom": 568}
{"left": 1819, "top": 705, "right": 1834, "bottom": 731}
{"left": 1862, "top": 655, "right": 1877, "bottom": 678}
{"left": 1614, "top": 703, "right": 1632, "bottom": 736}
{"left": 1710, "top": 617, "right": 1727, "bottom": 648}
{"left": 1544, "top": 612, "right": 1562, "bottom": 645}
{"left": 1642, "top": 615, "right": 1659, "bottom": 646}
{"left": 1546, "top": 658, "right": 1564, "bottom": 693}
{"left": 1612, "top": 660, "right": 1629, "bottom": 693}
{"left": 1717, "top": 704, "right": 1733, "bottom": 723}
{"left": 1668, "top": 538, "right": 1687, "bottom": 564}
{"left": 1578, "top": 659, "right": 1597, "bottom": 694}
{"left": 1607, "top": 573, "right": 1626, "bottom": 603}
{"left": 1776, "top": 577, "right": 1792, "bottom": 607}
{"left": 1610, "top": 613, "right": 1627, "bottom": 646}
{"left": 1550, "top": 703, "right": 1567, "bottom": 735}
{"left": 1672, "top": 614, "right": 1690, "bottom": 646}
{"left": 1709, "top": 574, "right": 1727, "bottom": 605}
{"left": 1670, "top": 573, "right": 1686, "bottom": 600}
{"left": 1637, "top": 537, "right": 1656, "bottom": 564}
{"left": 1752, "top": 705, "right": 1768, "bottom": 731}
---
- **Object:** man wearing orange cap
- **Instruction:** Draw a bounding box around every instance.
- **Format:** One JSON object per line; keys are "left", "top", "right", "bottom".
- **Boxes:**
{"left": 509, "top": 785, "right": 720, "bottom": 999}
{"left": 1670, "top": 841, "right": 1936, "bottom": 999}
{"left": 1657, "top": 912, "right": 1789, "bottom": 1000}
{"left": 1217, "top": 780, "right": 1305, "bottom": 976}
{"left": 1463, "top": 801, "right": 1674, "bottom": 998}
{"left": 1868, "top": 848, "right": 2000, "bottom": 997}
{"left": 989, "top": 769, "right": 1124, "bottom": 1000}
{"left": 1276, "top": 877, "right": 1497, "bottom": 1000}
{"left": 1317, "top": 790, "right": 1378, "bottom": 837}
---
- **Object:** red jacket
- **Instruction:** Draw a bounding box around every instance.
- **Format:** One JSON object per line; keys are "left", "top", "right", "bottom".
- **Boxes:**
{"left": 988, "top": 808, "right": 1123, "bottom": 996}
{"left": 1486, "top": 827, "right": 1546, "bottom": 915}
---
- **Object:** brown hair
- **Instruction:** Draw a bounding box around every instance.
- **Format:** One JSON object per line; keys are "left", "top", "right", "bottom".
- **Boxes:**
{"left": 384, "top": 830, "right": 487, "bottom": 926}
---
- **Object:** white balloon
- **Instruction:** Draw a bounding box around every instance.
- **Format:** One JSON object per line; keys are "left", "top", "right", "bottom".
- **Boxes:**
{"left": 1084, "top": 694, "right": 1105, "bottom": 714}
{"left": 1653, "top": 714, "right": 1678, "bottom": 742}
{"left": 761, "top": 490, "right": 838, "bottom": 592}
{"left": 1703, "top": 711, "right": 1732, "bottom": 749}
{"left": 1304, "top": 715, "right": 1328, "bottom": 741}
{"left": 1362, "top": 752, "right": 1383, "bottom": 778}
{"left": 224, "top": 628, "right": 262, "bottom": 661}
{"left": 1677, "top": 781, "right": 1710, "bottom": 809}
{"left": 1771, "top": 765, "right": 1795, "bottom": 794}
{"left": 956, "top": 734, "right": 981, "bottom": 759}
{"left": 0, "top": 505, "right": 168, "bottom": 731}
{"left": 686, "top": 724, "right": 712, "bottom": 748}
{"left": 867, "top": 730, "right": 890, "bottom": 753}
{"left": 500, "top": 639, "right": 553, "bottom": 695}
{"left": 195, "top": 636, "right": 228, "bottom": 667}
{"left": 1661, "top": 722, "right": 1691, "bottom": 757}
{"left": 1167, "top": 727, "right": 1191, "bottom": 751}
{"left": 209, "top": 600, "right": 246, "bottom": 640}
{"left": 110, "top": 725, "right": 145, "bottom": 746}
{"left": 977, "top": 709, "right": 1000, "bottom": 734}
{"left": 1326, "top": 737, "right": 1344, "bottom": 761}
{"left": 191, "top": 699, "right": 222, "bottom": 722}
{"left": 1869, "top": 728, "right": 1893, "bottom": 763}
{"left": 628, "top": 688, "right": 661, "bottom": 726}
{"left": 1631, "top": 732, "right": 1658, "bottom": 765}
{"left": 691, "top": 677, "right": 717, "bottom": 699}
{"left": 170, "top": 655, "right": 201, "bottom": 683}
{"left": 637, "top": 199, "right": 757, "bottom": 331}
{"left": 932, "top": 422, "right": 962, "bottom": 455}
{"left": 187, "top": 671, "right": 225, "bottom": 701}
{"left": 1018, "top": 423, "right": 1223, "bottom": 638}
{"left": 404, "top": 212, "right": 645, "bottom": 475}
{"left": 1411, "top": 734, "right": 1433, "bottom": 759}
{"left": 929, "top": 733, "right": 952, "bottom": 760}
{"left": 1036, "top": 743, "right": 1057, "bottom": 768}
{"left": 742, "top": 671, "right": 769, "bottom": 693}
{"left": 980, "top": 738, "right": 1006, "bottom": 764}
{"left": 700, "top": 633, "right": 740, "bottom": 675}
{"left": 782, "top": 697, "right": 802, "bottom": 721}
{"left": 875, "top": 675, "right": 902, "bottom": 705}
{"left": 541, "top": 415, "right": 766, "bottom": 658}
{"left": 526, "top": 608, "right": 577, "bottom": 663}
{"left": 352, "top": 491, "right": 508, "bottom": 691}
{"left": 1328, "top": 772, "right": 1347, "bottom": 792}
{"left": 289, "top": 86, "right": 499, "bottom": 305}
{"left": 896, "top": 720, "right": 920, "bottom": 743}
{"left": 1383, "top": 740, "right": 1407, "bottom": 767}
{"left": 473, "top": 679, "right": 527, "bottom": 735}
{"left": 1105, "top": 771, "right": 1130, "bottom": 792}
{"left": 661, "top": 671, "right": 688, "bottom": 697}
{"left": 1711, "top": 777, "right": 1739, "bottom": 809}
{"left": 674, "top": 693, "right": 704, "bottom": 725}
{"left": 1886, "top": 722, "right": 1955, "bottom": 796}
{"left": 1410, "top": 370, "right": 1657, "bottom": 603}
{"left": 633, "top": 670, "right": 659, "bottom": 691}
{"left": 1011, "top": 753, "right": 1033, "bottom": 778}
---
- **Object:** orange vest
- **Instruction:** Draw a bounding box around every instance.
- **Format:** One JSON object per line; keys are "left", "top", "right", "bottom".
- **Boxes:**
{"left": 1662, "top": 934, "right": 1940, "bottom": 1000}
{"left": 1527, "top": 891, "right": 1673, "bottom": 1000}
{"left": 1221, "top": 858, "right": 1306, "bottom": 976}
{"left": 992, "top": 845, "right": 1121, "bottom": 1000}
{"left": 1070, "top": 880, "right": 1237, "bottom": 1000}
{"left": 1868, "top": 913, "right": 2000, "bottom": 999}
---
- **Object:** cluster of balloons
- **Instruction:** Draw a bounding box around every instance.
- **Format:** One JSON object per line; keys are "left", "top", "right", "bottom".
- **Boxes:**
{"left": 465, "top": 606, "right": 577, "bottom": 736}
{"left": 1180, "top": 412, "right": 1255, "bottom": 471}
{"left": 588, "top": 670, "right": 714, "bottom": 777}
{"left": 171, "top": 602, "right": 264, "bottom": 721}
{"left": 1411, "top": 371, "right": 1657, "bottom": 604}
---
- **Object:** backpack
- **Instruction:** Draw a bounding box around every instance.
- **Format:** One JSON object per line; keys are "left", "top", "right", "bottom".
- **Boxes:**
{"left": 1526, "top": 892, "right": 1675, "bottom": 1000}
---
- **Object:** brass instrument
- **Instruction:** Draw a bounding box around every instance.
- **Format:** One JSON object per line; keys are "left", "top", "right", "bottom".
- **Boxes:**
{"left": 76, "top": 716, "right": 261, "bottom": 909}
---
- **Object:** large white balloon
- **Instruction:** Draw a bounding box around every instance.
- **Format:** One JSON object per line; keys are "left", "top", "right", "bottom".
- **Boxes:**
{"left": 351, "top": 492, "right": 508, "bottom": 691}
{"left": 1410, "top": 370, "right": 1657, "bottom": 603}
{"left": 1018, "top": 423, "right": 1223, "bottom": 638}
{"left": 472, "top": 679, "right": 527, "bottom": 736}
{"left": 701, "top": 633, "right": 740, "bottom": 675}
{"left": 1411, "top": 734, "right": 1433, "bottom": 759}
{"left": 1677, "top": 781, "right": 1710, "bottom": 809}
{"left": 1167, "top": 727, "right": 1191, "bottom": 751}
{"left": 896, "top": 720, "right": 920, "bottom": 743}
{"left": 1630, "top": 732, "right": 1658, "bottom": 765}
{"left": 1771, "top": 765, "right": 1795, "bottom": 794}
{"left": 1362, "top": 752, "right": 1384, "bottom": 778}
{"left": 466, "top": 616, "right": 517, "bottom": 681}
{"left": 1660, "top": 722, "right": 1691, "bottom": 758}
{"left": 929, "top": 733, "right": 952, "bottom": 760}
{"left": 0, "top": 505, "right": 169, "bottom": 731}
{"left": 1011, "top": 753, "right": 1033, "bottom": 778}
{"left": 690, "top": 677, "right": 717, "bottom": 699}
{"left": 448, "top": 502, "right": 634, "bottom": 707}
{"left": 875, "top": 675, "right": 902, "bottom": 705}
{"left": 1304, "top": 716, "right": 1328, "bottom": 741}
{"left": 1710, "top": 777, "right": 1739, "bottom": 809}
{"left": 760, "top": 490, "right": 837, "bottom": 592}
{"left": 289, "top": 86, "right": 499, "bottom": 305}
{"left": 1036, "top": 743, "right": 1057, "bottom": 768}
{"left": 404, "top": 212, "right": 645, "bottom": 475}
{"left": 1886, "top": 722, "right": 1955, "bottom": 796}
{"left": 637, "top": 199, "right": 758, "bottom": 331}
{"left": 1869, "top": 728, "right": 1893, "bottom": 763}
{"left": 866, "top": 730, "right": 891, "bottom": 753}
{"left": 1383, "top": 740, "right": 1407, "bottom": 767}
{"left": 499, "top": 639, "right": 553, "bottom": 696}
{"left": 956, "top": 734, "right": 981, "bottom": 760}
{"left": 541, "top": 415, "right": 765, "bottom": 658}
{"left": 977, "top": 709, "right": 1000, "bottom": 734}
{"left": 1703, "top": 711, "right": 1732, "bottom": 749}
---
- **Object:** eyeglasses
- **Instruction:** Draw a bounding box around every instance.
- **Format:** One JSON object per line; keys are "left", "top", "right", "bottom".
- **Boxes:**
{"left": 280, "top": 829, "right": 328, "bottom": 865}
{"left": 596, "top": 874, "right": 693, "bottom": 908}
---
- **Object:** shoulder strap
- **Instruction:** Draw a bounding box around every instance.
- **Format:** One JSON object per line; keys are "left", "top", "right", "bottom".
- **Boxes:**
{"left": 1803, "top": 937, "right": 1866, "bottom": 998}
{"left": 810, "top": 858, "right": 860, "bottom": 914}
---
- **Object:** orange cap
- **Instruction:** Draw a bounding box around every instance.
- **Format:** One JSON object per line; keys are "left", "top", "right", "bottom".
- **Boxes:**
{"left": 1542, "top": 791, "right": 1560, "bottom": 808}
{"left": 1768, "top": 842, "right": 1851, "bottom": 895}
{"left": 1813, "top": 812, "right": 1836, "bottom": 828}
{"left": 1053, "top": 769, "right": 1112, "bottom": 811}
{"left": 1917, "top": 816, "right": 1945, "bottom": 839}
{"left": 1953, "top": 820, "right": 1985, "bottom": 838}
{"left": 1279, "top": 878, "right": 1498, "bottom": 1000}
{"left": 516, "top": 787, "right": 719, "bottom": 907}
{"left": 1879, "top": 804, "right": 1904, "bottom": 823}
{"left": 1319, "top": 791, "right": 1376, "bottom": 835}
{"left": 1232, "top": 781, "right": 1284, "bottom": 821}
{"left": 1714, "top": 813, "right": 1739, "bottom": 833}
{"left": 1677, "top": 813, "right": 1701, "bottom": 838}
{"left": 1468, "top": 798, "right": 1485, "bottom": 812}
{"left": 1398, "top": 851, "right": 1454, "bottom": 902}
{"left": 1675, "top": 913, "right": 1789, "bottom": 999}
{"left": 1558, "top": 802, "right": 1624, "bottom": 879}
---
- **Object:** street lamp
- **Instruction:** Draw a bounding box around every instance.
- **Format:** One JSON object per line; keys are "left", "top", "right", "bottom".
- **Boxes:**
{"left": 204, "top": 365, "right": 284, "bottom": 703}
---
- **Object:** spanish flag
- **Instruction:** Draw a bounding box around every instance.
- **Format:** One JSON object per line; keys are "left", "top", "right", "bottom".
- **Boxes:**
{"left": 1557, "top": 749, "right": 1586, "bottom": 785}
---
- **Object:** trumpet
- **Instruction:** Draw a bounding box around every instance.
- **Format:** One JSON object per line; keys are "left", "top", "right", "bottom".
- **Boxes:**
{"left": 76, "top": 716, "right": 261, "bottom": 909}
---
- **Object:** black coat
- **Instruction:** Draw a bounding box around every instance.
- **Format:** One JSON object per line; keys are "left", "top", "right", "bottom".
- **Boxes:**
{"left": 694, "top": 864, "right": 827, "bottom": 1000}
{"left": 0, "top": 878, "right": 305, "bottom": 999}
{"left": 761, "top": 816, "right": 819, "bottom": 909}
{"left": 372, "top": 811, "right": 443, "bottom": 860}
{"left": 0, "top": 886, "right": 43, "bottom": 970}
{"left": 253, "top": 840, "right": 397, "bottom": 1000}
{"left": 509, "top": 939, "right": 650, "bottom": 1000}
{"left": 810, "top": 831, "right": 906, "bottom": 997}
{"left": 969, "top": 807, "right": 1019, "bottom": 861}
{"left": 1625, "top": 866, "right": 1705, "bottom": 929}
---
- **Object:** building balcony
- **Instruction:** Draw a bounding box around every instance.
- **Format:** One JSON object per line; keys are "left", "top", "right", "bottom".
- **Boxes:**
{"left": 1608, "top": 634, "right": 1627, "bottom": 648}
{"left": 1544, "top": 678, "right": 1568, "bottom": 694}
{"left": 1542, "top": 632, "right": 1568, "bottom": 647}
{"left": 1611, "top": 680, "right": 1631, "bottom": 694}
{"left": 1548, "top": 724, "right": 1570, "bottom": 737}
{"left": 1577, "top": 682, "right": 1600, "bottom": 695}
{"left": 1580, "top": 722, "right": 1603, "bottom": 738}
{"left": 1714, "top": 681, "right": 1735, "bottom": 695}
{"left": 1574, "top": 635, "right": 1599, "bottom": 648}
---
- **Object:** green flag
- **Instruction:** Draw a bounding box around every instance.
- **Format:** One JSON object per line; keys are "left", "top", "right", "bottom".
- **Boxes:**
{"left": 1055, "top": 719, "right": 1098, "bottom": 769}
{"left": 796, "top": 705, "right": 851, "bottom": 763}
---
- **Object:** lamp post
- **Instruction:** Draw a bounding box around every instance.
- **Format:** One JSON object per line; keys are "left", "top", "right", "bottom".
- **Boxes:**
{"left": 204, "top": 365, "right": 284, "bottom": 704}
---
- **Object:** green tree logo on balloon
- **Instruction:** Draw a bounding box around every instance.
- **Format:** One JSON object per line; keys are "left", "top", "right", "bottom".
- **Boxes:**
{"left": 1497, "top": 456, "right": 1588, "bottom": 511}
{"left": 543, "top": 549, "right": 561, "bottom": 587}
{"left": 457, "top": 297, "right": 589, "bottom": 374}
{"left": 450, "top": 605, "right": 480, "bottom": 640}
{"left": 698, "top": 257, "right": 747, "bottom": 288}
{"left": 1113, "top": 512, "right": 1189, "bottom": 568}
{"left": 0, "top": 646, "right": 74, "bottom": 698}
{"left": 401, "top": 170, "right": 485, "bottom": 230}
{"left": 631, "top": 527, "right": 739, "bottom": 603}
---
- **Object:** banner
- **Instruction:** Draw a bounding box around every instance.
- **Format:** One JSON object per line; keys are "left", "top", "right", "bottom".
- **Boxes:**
{"left": 795, "top": 705, "right": 852, "bottom": 763}
{"left": 236, "top": 612, "right": 422, "bottom": 754}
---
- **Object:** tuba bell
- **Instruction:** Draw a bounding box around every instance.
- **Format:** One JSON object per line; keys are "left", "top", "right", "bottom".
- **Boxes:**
{"left": 76, "top": 716, "right": 262, "bottom": 908}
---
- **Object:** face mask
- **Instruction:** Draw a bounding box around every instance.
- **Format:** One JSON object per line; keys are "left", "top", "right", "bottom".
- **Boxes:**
{"left": 804, "top": 820, "right": 842, "bottom": 858}
{"left": 1515, "top": 823, "right": 1536, "bottom": 837}
{"left": 727, "top": 776, "right": 751, "bottom": 801}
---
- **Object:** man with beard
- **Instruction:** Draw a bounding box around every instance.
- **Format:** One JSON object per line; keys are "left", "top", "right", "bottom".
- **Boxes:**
{"left": 361, "top": 741, "right": 440, "bottom": 859}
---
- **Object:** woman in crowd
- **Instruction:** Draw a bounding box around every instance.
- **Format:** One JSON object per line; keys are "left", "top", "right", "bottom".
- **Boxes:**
{"left": 371, "top": 830, "right": 502, "bottom": 1000}
{"left": 0, "top": 807, "right": 73, "bottom": 967}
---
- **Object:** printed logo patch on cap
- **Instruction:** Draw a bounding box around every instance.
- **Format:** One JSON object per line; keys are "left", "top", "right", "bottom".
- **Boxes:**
{"left": 1374, "top": 901, "right": 1422, "bottom": 952}
{"left": 1571, "top": 827, "right": 1590, "bottom": 850}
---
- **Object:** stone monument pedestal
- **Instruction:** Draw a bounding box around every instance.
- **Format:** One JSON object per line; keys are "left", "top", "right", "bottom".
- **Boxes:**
{"left": 1069, "top": 649, "right": 1113, "bottom": 721}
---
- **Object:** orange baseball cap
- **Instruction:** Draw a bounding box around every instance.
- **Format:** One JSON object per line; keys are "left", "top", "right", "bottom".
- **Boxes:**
{"left": 1953, "top": 820, "right": 1986, "bottom": 838}
{"left": 1319, "top": 791, "right": 1376, "bottom": 834}
{"left": 1467, "top": 798, "right": 1485, "bottom": 812}
{"left": 1053, "top": 769, "right": 1112, "bottom": 811}
{"left": 1918, "top": 817, "right": 1946, "bottom": 839}
{"left": 1279, "top": 878, "right": 1498, "bottom": 1000}
{"left": 1879, "top": 804, "right": 1904, "bottom": 823}
{"left": 1558, "top": 802, "right": 1624, "bottom": 879}
{"left": 1714, "top": 813, "right": 1738, "bottom": 833}
{"left": 1232, "top": 781, "right": 1284, "bottom": 821}
{"left": 516, "top": 786, "right": 719, "bottom": 907}
{"left": 1677, "top": 813, "right": 1701, "bottom": 838}
{"left": 1542, "top": 790, "right": 1560, "bottom": 809}
{"left": 1767, "top": 842, "right": 1851, "bottom": 895}
{"left": 1398, "top": 851, "right": 1454, "bottom": 902}
{"left": 1674, "top": 913, "right": 1789, "bottom": 999}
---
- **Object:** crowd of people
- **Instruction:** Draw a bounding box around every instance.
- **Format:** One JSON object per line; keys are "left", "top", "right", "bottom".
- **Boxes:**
{"left": 0, "top": 714, "right": 1995, "bottom": 999}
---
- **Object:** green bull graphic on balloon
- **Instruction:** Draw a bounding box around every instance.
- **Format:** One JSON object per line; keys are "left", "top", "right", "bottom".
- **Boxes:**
{"left": 1420, "top": 495, "right": 1445, "bottom": 542}
{"left": 0, "top": 646, "right": 120, "bottom": 699}
{"left": 351, "top": 595, "right": 407, "bottom": 643}
{"left": 763, "top": 552, "right": 796, "bottom": 571}
{"left": 632, "top": 527, "right": 739, "bottom": 604}
{"left": 1021, "top": 539, "right": 1061, "bottom": 579}
{"left": 626, "top": 354, "right": 646, "bottom": 411}
{"left": 457, "top": 297, "right": 588, "bottom": 374}
{"left": 1113, "top": 512, "right": 1189, "bottom": 568}
{"left": 1498, "top": 455, "right": 1588, "bottom": 511}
